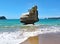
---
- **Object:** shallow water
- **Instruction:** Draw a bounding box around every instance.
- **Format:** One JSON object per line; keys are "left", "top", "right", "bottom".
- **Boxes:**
{"left": 0, "top": 25, "right": 60, "bottom": 44}
{"left": 0, "top": 19, "right": 60, "bottom": 44}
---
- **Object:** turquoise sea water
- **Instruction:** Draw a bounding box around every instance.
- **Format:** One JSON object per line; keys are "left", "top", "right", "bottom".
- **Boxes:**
{"left": 35, "top": 19, "right": 60, "bottom": 25}
{"left": 0, "top": 19, "right": 60, "bottom": 27}
{"left": 0, "top": 19, "right": 60, "bottom": 31}
{"left": 0, "top": 19, "right": 60, "bottom": 44}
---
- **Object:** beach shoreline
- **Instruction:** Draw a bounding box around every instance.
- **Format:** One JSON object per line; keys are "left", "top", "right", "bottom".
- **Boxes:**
{"left": 20, "top": 32, "right": 60, "bottom": 44}
{"left": 20, "top": 35, "right": 39, "bottom": 44}
{"left": 0, "top": 23, "right": 60, "bottom": 44}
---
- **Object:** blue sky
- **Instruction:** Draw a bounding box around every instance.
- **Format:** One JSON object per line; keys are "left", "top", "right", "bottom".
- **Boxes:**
{"left": 0, "top": 0, "right": 60, "bottom": 19}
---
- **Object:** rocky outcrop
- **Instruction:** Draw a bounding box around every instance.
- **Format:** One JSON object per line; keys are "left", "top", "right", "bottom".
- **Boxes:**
{"left": 0, "top": 16, "right": 6, "bottom": 20}
{"left": 48, "top": 17, "right": 60, "bottom": 19}
{"left": 20, "top": 5, "right": 39, "bottom": 25}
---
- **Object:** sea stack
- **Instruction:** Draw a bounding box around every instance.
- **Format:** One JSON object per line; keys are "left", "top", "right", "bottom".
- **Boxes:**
{"left": 20, "top": 5, "right": 39, "bottom": 25}
{"left": 0, "top": 16, "right": 6, "bottom": 20}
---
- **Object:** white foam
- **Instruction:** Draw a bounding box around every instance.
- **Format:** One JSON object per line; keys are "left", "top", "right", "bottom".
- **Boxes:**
{"left": 0, "top": 31, "right": 28, "bottom": 44}
{"left": 0, "top": 30, "right": 40, "bottom": 44}
{"left": 0, "top": 25, "right": 60, "bottom": 44}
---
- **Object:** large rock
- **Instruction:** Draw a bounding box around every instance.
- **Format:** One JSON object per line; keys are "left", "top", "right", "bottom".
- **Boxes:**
{"left": 20, "top": 5, "right": 39, "bottom": 25}
{"left": 0, "top": 16, "right": 6, "bottom": 20}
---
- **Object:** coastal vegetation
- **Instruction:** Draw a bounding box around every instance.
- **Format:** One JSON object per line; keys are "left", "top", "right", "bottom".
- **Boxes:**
{"left": 0, "top": 16, "right": 6, "bottom": 20}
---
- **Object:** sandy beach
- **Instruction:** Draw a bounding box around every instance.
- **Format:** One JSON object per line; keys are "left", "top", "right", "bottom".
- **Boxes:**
{"left": 20, "top": 36, "right": 39, "bottom": 44}
{"left": 39, "top": 32, "right": 60, "bottom": 44}
{"left": 21, "top": 32, "right": 60, "bottom": 44}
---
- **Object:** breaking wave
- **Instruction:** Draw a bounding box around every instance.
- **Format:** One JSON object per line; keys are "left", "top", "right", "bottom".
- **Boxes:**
{"left": 0, "top": 25, "right": 60, "bottom": 44}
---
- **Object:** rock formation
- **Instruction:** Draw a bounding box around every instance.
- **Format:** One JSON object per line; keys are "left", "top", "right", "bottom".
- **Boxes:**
{"left": 0, "top": 16, "right": 6, "bottom": 20}
{"left": 48, "top": 17, "right": 60, "bottom": 19}
{"left": 20, "top": 5, "right": 39, "bottom": 25}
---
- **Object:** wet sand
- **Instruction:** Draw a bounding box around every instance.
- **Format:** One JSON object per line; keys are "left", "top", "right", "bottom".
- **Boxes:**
{"left": 39, "top": 32, "right": 60, "bottom": 44}
{"left": 20, "top": 36, "right": 39, "bottom": 44}
{"left": 20, "top": 32, "right": 60, "bottom": 44}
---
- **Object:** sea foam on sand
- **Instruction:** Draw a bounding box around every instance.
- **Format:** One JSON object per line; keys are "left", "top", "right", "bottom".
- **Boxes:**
{"left": 21, "top": 31, "right": 60, "bottom": 44}
{"left": 0, "top": 25, "right": 60, "bottom": 44}
{"left": 0, "top": 30, "right": 40, "bottom": 44}
{"left": 20, "top": 25, "right": 60, "bottom": 44}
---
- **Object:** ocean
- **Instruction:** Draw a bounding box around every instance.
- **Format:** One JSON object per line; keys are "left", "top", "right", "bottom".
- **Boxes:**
{"left": 0, "top": 19, "right": 60, "bottom": 27}
{"left": 0, "top": 19, "right": 60, "bottom": 44}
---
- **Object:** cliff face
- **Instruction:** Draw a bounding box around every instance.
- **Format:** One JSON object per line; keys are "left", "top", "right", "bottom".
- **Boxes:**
{"left": 20, "top": 5, "right": 39, "bottom": 25}
{"left": 0, "top": 16, "right": 6, "bottom": 20}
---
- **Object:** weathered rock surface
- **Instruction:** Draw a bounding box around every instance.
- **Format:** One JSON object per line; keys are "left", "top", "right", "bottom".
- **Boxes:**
{"left": 0, "top": 16, "right": 6, "bottom": 20}
{"left": 20, "top": 5, "right": 39, "bottom": 25}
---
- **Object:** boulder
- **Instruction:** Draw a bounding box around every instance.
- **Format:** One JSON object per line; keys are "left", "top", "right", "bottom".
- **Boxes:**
{"left": 20, "top": 5, "right": 39, "bottom": 25}
{"left": 0, "top": 16, "right": 6, "bottom": 20}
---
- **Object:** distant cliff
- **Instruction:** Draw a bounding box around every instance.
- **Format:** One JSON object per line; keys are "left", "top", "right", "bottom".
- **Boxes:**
{"left": 0, "top": 16, "right": 7, "bottom": 20}
{"left": 48, "top": 17, "right": 60, "bottom": 19}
